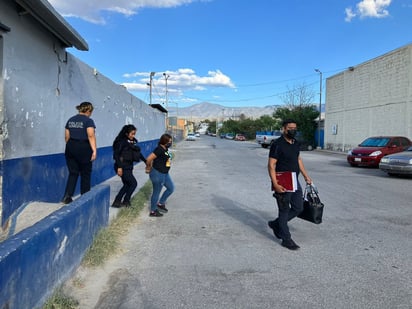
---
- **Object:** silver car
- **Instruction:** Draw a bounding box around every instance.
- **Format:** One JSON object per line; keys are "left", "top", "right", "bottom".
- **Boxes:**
{"left": 186, "top": 133, "right": 196, "bottom": 141}
{"left": 379, "top": 146, "right": 412, "bottom": 176}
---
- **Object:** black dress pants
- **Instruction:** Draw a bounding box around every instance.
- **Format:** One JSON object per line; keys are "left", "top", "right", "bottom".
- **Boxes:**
{"left": 273, "top": 184, "right": 303, "bottom": 240}
{"left": 114, "top": 168, "right": 137, "bottom": 203}
{"left": 63, "top": 139, "right": 93, "bottom": 197}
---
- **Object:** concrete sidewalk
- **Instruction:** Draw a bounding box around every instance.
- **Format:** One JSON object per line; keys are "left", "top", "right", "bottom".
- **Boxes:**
{"left": 1, "top": 163, "right": 149, "bottom": 241}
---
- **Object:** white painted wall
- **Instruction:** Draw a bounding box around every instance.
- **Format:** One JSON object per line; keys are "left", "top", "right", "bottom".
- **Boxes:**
{"left": 0, "top": 0, "right": 166, "bottom": 225}
{"left": 325, "top": 44, "right": 412, "bottom": 152}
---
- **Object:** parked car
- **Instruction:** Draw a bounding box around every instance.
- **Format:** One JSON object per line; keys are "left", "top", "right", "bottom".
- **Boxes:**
{"left": 379, "top": 146, "right": 412, "bottom": 176}
{"left": 235, "top": 134, "right": 246, "bottom": 141}
{"left": 195, "top": 132, "right": 200, "bottom": 137}
{"left": 347, "top": 136, "right": 412, "bottom": 167}
{"left": 220, "top": 133, "right": 226, "bottom": 139}
{"left": 225, "top": 133, "right": 234, "bottom": 140}
{"left": 186, "top": 133, "right": 196, "bottom": 141}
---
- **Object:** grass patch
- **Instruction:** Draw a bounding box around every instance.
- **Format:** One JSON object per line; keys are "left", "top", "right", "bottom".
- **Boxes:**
{"left": 82, "top": 180, "right": 152, "bottom": 267}
{"left": 43, "top": 180, "right": 152, "bottom": 309}
{"left": 42, "top": 288, "right": 79, "bottom": 309}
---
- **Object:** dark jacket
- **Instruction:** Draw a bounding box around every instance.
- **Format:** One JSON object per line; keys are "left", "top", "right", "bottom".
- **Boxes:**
{"left": 113, "top": 137, "right": 146, "bottom": 169}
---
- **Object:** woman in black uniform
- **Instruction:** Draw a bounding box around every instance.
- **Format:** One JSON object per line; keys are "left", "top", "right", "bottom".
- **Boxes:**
{"left": 62, "top": 102, "right": 97, "bottom": 204}
{"left": 112, "top": 124, "right": 146, "bottom": 208}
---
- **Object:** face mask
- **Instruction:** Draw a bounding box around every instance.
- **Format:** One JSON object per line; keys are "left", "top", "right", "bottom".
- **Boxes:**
{"left": 166, "top": 143, "right": 172, "bottom": 148}
{"left": 286, "top": 129, "right": 297, "bottom": 139}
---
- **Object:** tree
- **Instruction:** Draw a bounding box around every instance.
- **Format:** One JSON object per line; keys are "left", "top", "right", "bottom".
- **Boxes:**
{"left": 279, "top": 82, "right": 315, "bottom": 108}
{"left": 255, "top": 115, "right": 280, "bottom": 131}
{"left": 207, "top": 120, "right": 216, "bottom": 134}
{"left": 275, "top": 82, "right": 319, "bottom": 147}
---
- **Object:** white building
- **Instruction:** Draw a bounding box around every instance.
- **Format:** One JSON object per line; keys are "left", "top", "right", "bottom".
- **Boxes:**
{"left": 324, "top": 43, "right": 412, "bottom": 152}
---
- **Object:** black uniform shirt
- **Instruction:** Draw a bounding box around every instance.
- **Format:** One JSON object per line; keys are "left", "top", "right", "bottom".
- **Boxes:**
{"left": 65, "top": 114, "right": 96, "bottom": 140}
{"left": 269, "top": 135, "right": 300, "bottom": 175}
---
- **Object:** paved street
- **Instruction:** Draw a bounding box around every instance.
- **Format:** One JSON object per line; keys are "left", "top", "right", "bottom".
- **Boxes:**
{"left": 71, "top": 135, "right": 412, "bottom": 309}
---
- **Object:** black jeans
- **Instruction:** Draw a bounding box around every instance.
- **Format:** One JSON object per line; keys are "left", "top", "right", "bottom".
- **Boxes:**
{"left": 63, "top": 139, "right": 93, "bottom": 198}
{"left": 273, "top": 184, "right": 303, "bottom": 240}
{"left": 114, "top": 168, "right": 137, "bottom": 203}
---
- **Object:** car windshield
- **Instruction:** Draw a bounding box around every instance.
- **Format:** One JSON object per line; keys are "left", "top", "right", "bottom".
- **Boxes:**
{"left": 360, "top": 137, "right": 390, "bottom": 147}
{"left": 407, "top": 146, "right": 412, "bottom": 151}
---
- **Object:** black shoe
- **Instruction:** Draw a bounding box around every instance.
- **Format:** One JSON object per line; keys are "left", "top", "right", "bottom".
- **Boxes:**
{"left": 111, "top": 200, "right": 122, "bottom": 208}
{"left": 281, "top": 239, "right": 300, "bottom": 250}
{"left": 149, "top": 210, "right": 163, "bottom": 217}
{"left": 268, "top": 220, "right": 281, "bottom": 239}
{"left": 157, "top": 204, "right": 168, "bottom": 213}
{"left": 122, "top": 201, "right": 131, "bottom": 208}
{"left": 61, "top": 196, "right": 73, "bottom": 204}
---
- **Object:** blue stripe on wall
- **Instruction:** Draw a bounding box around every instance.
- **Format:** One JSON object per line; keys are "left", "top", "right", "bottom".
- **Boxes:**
{"left": 1, "top": 139, "right": 158, "bottom": 226}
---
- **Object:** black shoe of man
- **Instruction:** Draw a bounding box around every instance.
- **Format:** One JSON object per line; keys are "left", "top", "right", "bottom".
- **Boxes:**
{"left": 268, "top": 221, "right": 281, "bottom": 239}
{"left": 281, "top": 239, "right": 300, "bottom": 250}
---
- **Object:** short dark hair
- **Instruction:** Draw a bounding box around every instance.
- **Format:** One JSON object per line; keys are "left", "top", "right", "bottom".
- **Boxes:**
{"left": 159, "top": 133, "right": 172, "bottom": 145}
{"left": 282, "top": 119, "right": 297, "bottom": 128}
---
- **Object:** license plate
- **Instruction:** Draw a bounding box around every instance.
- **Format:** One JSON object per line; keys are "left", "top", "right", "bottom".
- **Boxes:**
{"left": 354, "top": 158, "right": 362, "bottom": 162}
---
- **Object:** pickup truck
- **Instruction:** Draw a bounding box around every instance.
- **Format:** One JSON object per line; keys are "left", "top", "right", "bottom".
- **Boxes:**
{"left": 256, "top": 131, "right": 282, "bottom": 148}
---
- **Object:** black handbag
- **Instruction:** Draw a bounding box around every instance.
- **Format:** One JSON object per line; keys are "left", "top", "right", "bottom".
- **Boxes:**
{"left": 298, "top": 184, "right": 324, "bottom": 224}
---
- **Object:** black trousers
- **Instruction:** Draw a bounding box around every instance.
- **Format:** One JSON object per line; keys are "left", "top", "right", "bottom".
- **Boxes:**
{"left": 273, "top": 183, "right": 303, "bottom": 240}
{"left": 114, "top": 168, "right": 137, "bottom": 203}
{"left": 63, "top": 139, "right": 93, "bottom": 198}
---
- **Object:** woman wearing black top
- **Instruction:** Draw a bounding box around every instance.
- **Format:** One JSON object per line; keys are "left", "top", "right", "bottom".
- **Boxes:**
{"left": 62, "top": 102, "right": 97, "bottom": 204}
{"left": 145, "top": 133, "right": 174, "bottom": 217}
{"left": 112, "top": 124, "right": 146, "bottom": 208}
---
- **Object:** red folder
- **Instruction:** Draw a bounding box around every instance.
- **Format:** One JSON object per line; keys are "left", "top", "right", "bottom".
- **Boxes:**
{"left": 272, "top": 171, "right": 297, "bottom": 192}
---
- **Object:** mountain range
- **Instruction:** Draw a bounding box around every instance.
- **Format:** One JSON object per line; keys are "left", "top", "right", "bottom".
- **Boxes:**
{"left": 166, "top": 102, "right": 279, "bottom": 121}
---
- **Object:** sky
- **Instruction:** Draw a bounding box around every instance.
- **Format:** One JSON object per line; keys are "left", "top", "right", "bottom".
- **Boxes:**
{"left": 48, "top": 0, "right": 412, "bottom": 109}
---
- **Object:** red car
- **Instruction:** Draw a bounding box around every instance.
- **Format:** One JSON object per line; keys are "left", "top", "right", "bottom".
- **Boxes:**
{"left": 347, "top": 136, "right": 412, "bottom": 167}
{"left": 235, "top": 134, "right": 246, "bottom": 141}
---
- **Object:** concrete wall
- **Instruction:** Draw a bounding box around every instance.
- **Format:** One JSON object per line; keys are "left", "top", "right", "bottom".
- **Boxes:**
{"left": 324, "top": 44, "right": 412, "bottom": 152}
{"left": 0, "top": 1, "right": 167, "bottom": 307}
{"left": 0, "top": 184, "right": 110, "bottom": 309}
{"left": 0, "top": 0, "right": 165, "bottom": 226}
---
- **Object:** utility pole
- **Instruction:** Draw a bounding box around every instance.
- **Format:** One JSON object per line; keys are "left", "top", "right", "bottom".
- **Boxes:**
{"left": 148, "top": 72, "right": 155, "bottom": 105}
{"left": 163, "top": 73, "right": 170, "bottom": 110}
{"left": 163, "top": 73, "right": 170, "bottom": 133}
{"left": 315, "top": 69, "right": 322, "bottom": 149}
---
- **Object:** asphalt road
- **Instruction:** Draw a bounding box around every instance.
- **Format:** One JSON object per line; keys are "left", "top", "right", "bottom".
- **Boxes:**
{"left": 85, "top": 135, "right": 412, "bottom": 309}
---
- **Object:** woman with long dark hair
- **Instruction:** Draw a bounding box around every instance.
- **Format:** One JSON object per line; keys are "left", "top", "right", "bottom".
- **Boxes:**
{"left": 112, "top": 124, "right": 146, "bottom": 207}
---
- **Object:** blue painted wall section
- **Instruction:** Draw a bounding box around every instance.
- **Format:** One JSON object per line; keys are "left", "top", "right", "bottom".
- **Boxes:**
{"left": 0, "top": 184, "right": 110, "bottom": 309}
{"left": 1, "top": 139, "right": 158, "bottom": 227}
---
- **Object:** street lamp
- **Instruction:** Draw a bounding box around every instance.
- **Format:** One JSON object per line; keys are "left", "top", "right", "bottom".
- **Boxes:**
{"left": 315, "top": 69, "right": 322, "bottom": 149}
{"left": 148, "top": 72, "right": 155, "bottom": 105}
{"left": 163, "top": 73, "right": 170, "bottom": 110}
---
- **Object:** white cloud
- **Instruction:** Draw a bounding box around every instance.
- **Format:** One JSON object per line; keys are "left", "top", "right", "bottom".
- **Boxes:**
{"left": 48, "top": 0, "right": 200, "bottom": 24}
{"left": 121, "top": 69, "right": 235, "bottom": 97}
{"left": 345, "top": 0, "right": 392, "bottom": 22}
{"left": 345, "top": 8, "right": 357, "bottom": 22}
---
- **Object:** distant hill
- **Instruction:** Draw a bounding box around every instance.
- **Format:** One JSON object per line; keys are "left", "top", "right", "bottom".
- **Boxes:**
{"left": 168, "top": 102, "right": 280, "bottom": 121}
